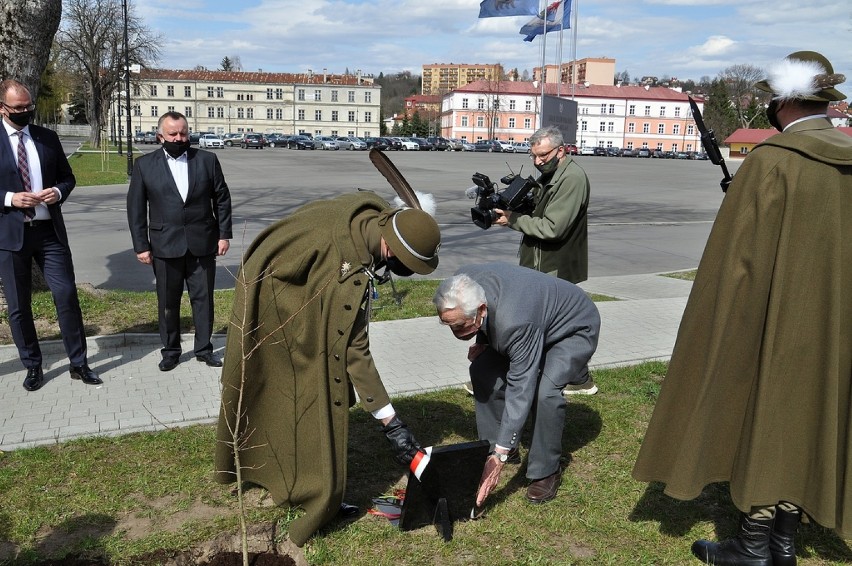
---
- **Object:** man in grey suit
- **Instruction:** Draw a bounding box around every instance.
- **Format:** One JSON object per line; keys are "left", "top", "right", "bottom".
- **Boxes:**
{"left": 433, "top": 262, "right": 599, "bottom": 505}
{"left": 127, "top": 111, "right": 232, "bottom": 371}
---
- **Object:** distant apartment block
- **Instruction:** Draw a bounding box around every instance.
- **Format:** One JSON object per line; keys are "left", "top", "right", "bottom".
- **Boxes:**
{"left": 440, "top": 80, "right": 704, "bottom": 153}
{"left": 108, "top": 68, "right": 381, "bottom": 138}
{"left": 421, "top": 63, "right": 504, "bottom": 96}
{"left": 533, "top": 57, "right": 616, "bottom": 86}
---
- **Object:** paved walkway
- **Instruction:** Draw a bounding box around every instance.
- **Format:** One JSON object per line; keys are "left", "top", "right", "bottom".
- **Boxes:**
{"left": 0, "top": 273, "right": 692, "bottom": 451}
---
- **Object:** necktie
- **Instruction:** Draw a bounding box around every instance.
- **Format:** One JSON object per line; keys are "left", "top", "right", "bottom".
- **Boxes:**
{"left": 15, "top": 131, "right": 35, "bottom": 219}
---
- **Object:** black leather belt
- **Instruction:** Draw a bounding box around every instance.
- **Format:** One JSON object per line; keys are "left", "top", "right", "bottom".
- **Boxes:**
{"left": 25, "top": 220, "right": 51, "bottom": 228}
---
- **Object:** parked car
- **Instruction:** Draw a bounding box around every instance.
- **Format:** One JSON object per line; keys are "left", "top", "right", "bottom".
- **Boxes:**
{"left": 313, "top": 136, "right": 340, "bottom": 150}
{"left": 189, "top": 132, "right": 204, "bottom": 145}
{"left": 411, "top": 137, "right": 434, "bottom": 151}
{"left": 496, "top": 140, "right": 515, "bottom": 153}
{"left": 593, "top": 147, "right": 608, "bottom": 157}
{"left": 461, "top": 140, "right": 476, "bottom": 152}
{"left": 637, "top": 148, "right": 652, "bottom": 158}
{"left": 473, "top": 140, "right": 502, "bottom": 152}
{"left": 693, "top": 151, "right": 709, "bottom": 160}
{"left": 133, "top": 131, "right": 146, "bottom": 144}
{"left": 579, "top": 146, "right": 596, "bottom": 156}
{"left": 426, "top": 137, "right": 450, "bottom": 151}
{"left": 335, "top": 136, "right": 367, "bottom": 150}
{"left": 198, "top": 133, "right": 224, "bottom": 149}
{"left": 395, "top": 137, "right": 420, "bottom": 151}
{"left": 512, "top": 141, "right": 531, "bottom": 153}
{"left": 606, "top": 147, "right": 623, "bottom": 157}
{"left": 241, "top": 133, "right": 266, "bottom": 149}
{"left": 363, "top": 137, "right": 388, "bottom": 150}
{"left": 142, "top": 131, "right": 158, "bottom": 144}
{"left": 447, "top": 138, "right": 465, "bottom": 151}
{"left": 287, "top": 135, "right": 316, "bottom": 150}
{"left": 221, "top": 133, "right": 242, "bottom": 147}
{"left": 674, "top": 151, "right": 691, "bottom": 159}
{"left": 265, "top": 134, "right": 288, "bottom": 148}
{"left": 621, "top": 148, "right": 639, "bottom": 157}
{"left": 564, "top": 144, "right": 579, "bottom": 155}
{"left": 380, "top": 137, "right": 402, "bottom": 150}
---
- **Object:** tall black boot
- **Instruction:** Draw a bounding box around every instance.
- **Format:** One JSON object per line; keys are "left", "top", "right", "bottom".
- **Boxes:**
{"left": 691, "top": 513, "right": 773, "bottom": 566}
{"left": 770, "top": 505, "right": 801, "bottom": 566}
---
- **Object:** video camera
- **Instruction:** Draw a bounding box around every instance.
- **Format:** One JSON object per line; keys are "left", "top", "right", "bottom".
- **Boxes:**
{"left": 466, "top": 172, "right": 538, "bottom": 229}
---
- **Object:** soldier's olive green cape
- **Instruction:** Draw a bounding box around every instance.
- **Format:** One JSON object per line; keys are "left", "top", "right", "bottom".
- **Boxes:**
{"left": 214, "top": 192, "right": 389, "bottom": 546}
{"left": 633, "top": 119, "right": 852, "bottom": 535}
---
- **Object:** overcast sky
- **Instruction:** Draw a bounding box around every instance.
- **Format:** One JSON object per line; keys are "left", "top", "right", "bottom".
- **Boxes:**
{"left": 133, "top": 0, "right": 850, "bottom": 89}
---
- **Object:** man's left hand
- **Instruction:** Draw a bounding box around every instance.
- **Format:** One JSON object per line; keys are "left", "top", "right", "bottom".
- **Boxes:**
{"left": 37, "top": 187, "right": 60, "bottom": 205}
{"left": 217, "top": 239, "right": 230, "bottom": 256}
{"left": 476, "top": 455, "right": 504, "bottom": 506}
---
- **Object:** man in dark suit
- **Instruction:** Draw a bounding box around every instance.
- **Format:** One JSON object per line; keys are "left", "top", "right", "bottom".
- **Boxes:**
{"left": 433, "top": 263, "right": 600, "bottom": 506}
{"left": 127, "top": 111, "right": 232, "bottom": 371}
{"left": 0, "top": 79, "right": 101, "bottom": 391}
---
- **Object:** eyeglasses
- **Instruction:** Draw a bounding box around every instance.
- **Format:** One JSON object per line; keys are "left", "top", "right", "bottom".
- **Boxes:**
{"left": 2, "top": 102, "right": 35, "bottom": 113}
{"left": 529, "top": 145, "right": 560, "bottom": 162}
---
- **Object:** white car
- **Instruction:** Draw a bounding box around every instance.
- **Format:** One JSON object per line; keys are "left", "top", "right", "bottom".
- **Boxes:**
{"left": 396, "top": 137, "right": 420, "bottom": 151}
{"left": 512, "top": 141, "right": 531, "bottom": 153}
{"left": 198, "top": 133, "right": 224, "bottom": 149}
{"left": 496, "top": 141, "right": 515, "bottom": 153}
{"left": 580, "top": 146, "right": 596, "bottom": 155}
{"left": 313, "top": 136, "right": 340, "bottom": 150}
{"left": 335, "top": 136, "right": 368, "bottom": 150}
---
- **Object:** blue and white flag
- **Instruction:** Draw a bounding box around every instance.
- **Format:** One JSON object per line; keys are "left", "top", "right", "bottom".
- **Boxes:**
{"left": 520, "top": 0, "right": 572, "bottom": 41}
{"left": 478, "top": 0, "right": 539, "bottom": 18}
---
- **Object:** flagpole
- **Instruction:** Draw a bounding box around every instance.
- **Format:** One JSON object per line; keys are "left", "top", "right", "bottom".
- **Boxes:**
{"left": 557, "top": 2, "right": 564, "bottom": 98}
{"left": 571, "top": 0, "right": 579, "bottom": 99}
{"left": 539, "top": 0, "right": 546, "bottom": 129}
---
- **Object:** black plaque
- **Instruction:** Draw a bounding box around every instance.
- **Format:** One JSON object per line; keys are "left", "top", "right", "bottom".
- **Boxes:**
{"left": 399, "top": 439, "right": 490, "bottom": 539}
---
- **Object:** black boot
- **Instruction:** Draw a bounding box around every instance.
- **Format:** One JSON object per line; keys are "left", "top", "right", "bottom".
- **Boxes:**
{"left": 770, "top": 506, "right": 801, "bottom": 566}
{"left": 691, "top": 513, "right": 773, "bottom": 566}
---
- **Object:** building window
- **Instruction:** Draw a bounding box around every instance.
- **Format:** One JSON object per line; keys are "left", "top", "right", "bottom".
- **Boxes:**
{"left": 298, "top": 89, "right": 305, "bottom": 101}
{"left": 643, "top": 123, "right": 650, "bottom": 133}
{"left": 509, "top": 99, "right": 516, "bottom": 110}
{"left": 237, "top": 107, "right": 244, "bottom": 119}
{"left": 216, "top": 87, "right": 224, "bottom": 98}
{"left": 600, "top": 103, "right": 607, "bottom": 114}
{"left": 207, "top": 87, "right": 214, "bottom": 97}
{"left": 674, "top": 107, "right": 681, "bottom": 117}
{"left": 477, "top": 98, "right": 485, "bottom": 110}
{"left": 524, "top": 117, "right": 531, "bottom": 129}
{"left": 331, "top": 90, "right": 338, "bottom": 102}
{"left": 275, "top": 109, "right": 283, "bottom": 120}
{"left": 581, "top": 120, "right": 587, "bottom": 132}
{"left": 208, "top": 107, "right": 215, "bottom": 118}
{"left": 657, "top": 142, "right": 664, "bottom": 150}
{"left": 148, "top": 85, "right": 157, "bottom": 96}
{"left": 673, "top": 124, "right": 680, "bottom": 135}
{"left": 462, "top": 98, "right": 469, "bottom": 109}
{"left": 525, "top": 100, "right": 532, "bottom": 111}
{"left": 476, "top": 116, "right": 484, "bottom": 127}
{"left": 599, "top": 122, "right": 606, "bottom": 132}
{"left": 246, "top": 108, "right": 253, "bottom": 119}
{"left": 133, "top": 85, "right": 141, "bottom": 96}
{"left": 183, "top": 86, "right": 191, "bottom": 97}
{"left": 267, "top": 108, "right": 273, "bottom": 119}
{"left": 315, "top": 110, "right": 322, "bottom": 120}
{"left": 607, "top": 122, "right": 614, "bottom": 132}
{"left": 185, "top": 106, "right": 192, "bottom": 118}
{"left": 687, "top": 124, "right": 695, "bottom": 135}
{"left": 628, "top": 122, "right": 635, "bottom": 133}
{"left": 364, "top": 112, "right": 371, "bottom": 122}
{"left": 658, "top": 123, "right": 665, "bottom": 134}
{"left": 628, "top": 104, "right": 636, "bottom": 115}
{"left": 314, "top": 90, "right": 321, "bottom": 101}
{"left": 660, "top": 106, "right": 666, "bottom": 117}
{"left": 276, "top": 88, "right": 283, "bottom": 99}
{"left": 348, "top": 91, "right": 355, "bottom": 102}
{"left": 331, "top": 111, "right": 338, "bottom": 121}
{"left": 365, "top": 92, "right": 371, "bottom": 103}
{"left": 150, "top": 105, "right": 158, "bottom": 117}
{"left": 609, "top": 104, "right": 615, "bottom": 114}
{"left": 644, "top": 105, "right": 651, "bottom": 116}
{"left": 508, "top": 117, "right": 515, "bottom": 128}
{"left": 267, "top": 88, "right": 273, "bottom": 100}
{"left": 133, "top": 104, "right": 140, "bottom": 116}
{"left": 348, "top": 111, "right": 355, "bottom": 122}
{"left": 298, "top": 109, "right": 305, "bottom": 120}
{"left": 167, "top": 85, "right": 174, "bottom": 97}
{"left": 217, "top": 107, "right": 224, "bottom": 118}
{"left": 461, "top": 116, "right": 468, "bottom": 127}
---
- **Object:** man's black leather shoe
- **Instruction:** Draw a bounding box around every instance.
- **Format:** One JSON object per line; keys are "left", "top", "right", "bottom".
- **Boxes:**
{"left": 159, "top": 357, "right": 179, "bottom": 372}
{"left": 70, "top": 364, "right": 102, "bottom": 385}
{"left": 196, "top": 353, "right": 223, "bottom": 367}
{"left": 339, "top": 502, "right": 359, "bottom": 518}
{"left": 23, "top": 366, "right": 44, "bottom": 391}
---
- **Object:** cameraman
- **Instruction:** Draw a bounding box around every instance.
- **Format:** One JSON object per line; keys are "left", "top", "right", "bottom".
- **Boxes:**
{"left": 490, "top": 125, "right": 596, "bottom": 395}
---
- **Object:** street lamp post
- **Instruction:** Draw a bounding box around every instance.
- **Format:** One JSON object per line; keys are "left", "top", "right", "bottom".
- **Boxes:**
{"left": 117, "top": 89, "right": 123, "bottom": 155}
{"left": 123, "top": 0, "right": 133, "bottom": 177}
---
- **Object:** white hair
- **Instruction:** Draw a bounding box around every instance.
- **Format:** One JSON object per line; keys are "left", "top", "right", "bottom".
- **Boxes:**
{"left": 432, "top": 273, "right": 486, "bottom": 318}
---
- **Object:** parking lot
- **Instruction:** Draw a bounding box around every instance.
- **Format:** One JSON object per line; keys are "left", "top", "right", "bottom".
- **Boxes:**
{"left": 63, "top": 144, "right": 739, "bottom": 291}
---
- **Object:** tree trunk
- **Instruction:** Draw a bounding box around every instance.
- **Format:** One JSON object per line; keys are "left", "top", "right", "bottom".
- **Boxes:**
{"left": 0, "top": 0, "right": 63, "bottom": 99}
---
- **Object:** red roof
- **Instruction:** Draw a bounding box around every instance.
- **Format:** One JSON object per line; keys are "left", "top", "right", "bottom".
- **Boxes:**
{"left": 724, "top": 129, "right": 777, "bottom": 144}
{"left": 454, "top": 80, "right": 700, "bottom": 102}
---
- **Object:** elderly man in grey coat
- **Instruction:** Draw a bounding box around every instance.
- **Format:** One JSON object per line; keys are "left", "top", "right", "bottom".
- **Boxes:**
{"left": 433, "top": 262, "right": 600, "bottom": 506}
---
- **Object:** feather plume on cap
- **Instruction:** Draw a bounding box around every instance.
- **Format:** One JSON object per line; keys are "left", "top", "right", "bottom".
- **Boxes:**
{"left": 766, "top": 58, "right": 846, "bottom": 100}
{"left": 394, "top": 191, "right": 436, "bottom": 217}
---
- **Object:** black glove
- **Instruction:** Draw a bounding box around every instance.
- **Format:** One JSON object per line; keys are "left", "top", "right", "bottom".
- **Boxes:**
{"left": 381, "top": 415, "right": 422, "bottom": 467}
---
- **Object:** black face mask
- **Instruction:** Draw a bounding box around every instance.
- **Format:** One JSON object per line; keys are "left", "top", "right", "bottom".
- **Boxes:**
{"left": 386, "top": 256, "right": 414, "bottom": 277}
{"left": 7, "top": 110, "right": 32, "bottom": 128}
{"left": 162, "top": 139, "right": 190, "bottom": 158}
{"left": 535, "top": 152, "right": 560, "bottom": 174}
{"left": 766, "top": 99, "right": 783, "bottom": 132}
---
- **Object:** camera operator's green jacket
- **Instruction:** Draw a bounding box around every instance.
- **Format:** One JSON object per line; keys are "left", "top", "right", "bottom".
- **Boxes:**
{"left": 508, "top": 155, "right": 590, "bottom": 283}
